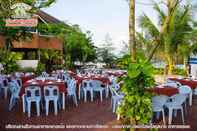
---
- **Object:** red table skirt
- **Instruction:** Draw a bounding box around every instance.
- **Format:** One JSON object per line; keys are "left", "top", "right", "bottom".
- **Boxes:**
{"left": 20, "top": 80, "right": 67, "bottom": 96}
{"left": 73, "top": 76, "right": 110, "bottom": 88}
{"left": 106, "top": 72, "right": 126, "bottom": 77}
{"left": 169, "top": 78, "right": 197, "bottom": 89}
{"left": 20, "top": 75, "right": 35, "bottom": 84}
{"left": 148, "top": 86, "right": 179, "bottom": 96}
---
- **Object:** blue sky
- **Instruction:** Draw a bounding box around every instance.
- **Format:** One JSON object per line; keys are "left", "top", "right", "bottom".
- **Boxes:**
{"left": 43, "top": 0, "right": 192, "bottom": 55}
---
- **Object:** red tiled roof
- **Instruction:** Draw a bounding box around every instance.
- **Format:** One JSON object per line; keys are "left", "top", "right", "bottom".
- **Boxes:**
{"left": 36, "top": 10, "right": 62, "bottom": 24}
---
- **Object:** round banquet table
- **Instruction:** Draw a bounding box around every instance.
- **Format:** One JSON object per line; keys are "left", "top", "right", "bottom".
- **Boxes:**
{"left": 71, "top": 75, "right": 110, "bottom": 100}
{"left": 106, "top": 72, "right": 126, "bottom": 77}
{"left": 20, "top": 79, "right": 66, "bottom": 96}
{"left": 20, "top": 79, "right": 67, "bottom": 110}
{"left": 20, "top": 75, "right": 35, "bottom": 84}
{"left": 148, "top": 86, "right": 179, "bottom": 97}
{"left": 168, "top": 78, "right": 197, "bottom": 89}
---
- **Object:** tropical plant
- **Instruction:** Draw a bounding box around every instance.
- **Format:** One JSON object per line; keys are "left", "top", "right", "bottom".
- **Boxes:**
{"left": 138, "top": 0, "right": 197, "bottom": 74}
{"left": 116, "top": 54, "right": 131, "bottom": 69}
{"left": 0, "top": 49, "right": 22, "bottom": 74}
{"left": 38, "top": 23, "right": 97, "bottom": 69}
{"left": 117, "top": 54, "right": 155, "bottom": 126}
{"left": 39, "top": 49, "right": 62, "bottom": 73}
{"left": 64, "top": 27, "right": 96, "bottom": 67}
{"left": 36, "top": 61, "right": 45, "bottom": 75}
{"left": 116, "top": 1, "right": 189, "bottom": 129}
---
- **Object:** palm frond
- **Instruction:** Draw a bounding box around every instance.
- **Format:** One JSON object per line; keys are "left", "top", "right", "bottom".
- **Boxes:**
{"left": 139, "top": 14, "right": 160, "bottom": 39}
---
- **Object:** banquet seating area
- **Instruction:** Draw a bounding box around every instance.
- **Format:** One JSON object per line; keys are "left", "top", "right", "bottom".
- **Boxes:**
{"left": 149, "top": 76, "right": 197, "bottom": 125}
{"left": 1, "top": 69, "right": 197, "bottom": 126}
{"left": 0, "top": 69, "right": 126, "bottom": 118}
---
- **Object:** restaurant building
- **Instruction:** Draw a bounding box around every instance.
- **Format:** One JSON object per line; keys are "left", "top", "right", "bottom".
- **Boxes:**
{"left": 0, "top": 10, "right": 63, "bottom": 56}
{"left": 0, "top": 10, "right": 63, "bottom": 68}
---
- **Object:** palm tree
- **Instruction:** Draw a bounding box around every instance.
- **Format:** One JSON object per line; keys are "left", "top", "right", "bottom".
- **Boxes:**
{"left": 138, "top": 0, "right": 197, "bottom": 74}
{"left": 128, "top": 0, "right": 136, "bottom": 62}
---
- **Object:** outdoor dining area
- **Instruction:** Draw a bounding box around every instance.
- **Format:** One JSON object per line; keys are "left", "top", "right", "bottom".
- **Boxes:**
{"left": 148, "top": 76, "right": 197, "bottom": 125}
{"left": 1, "top": 68, "right": 197, "bottom": 130}
{"left": 0, "top": 69, "right": 197, "bottom": 131}
{"left": 0, "top": 69, "right": 126, "bottom": 117}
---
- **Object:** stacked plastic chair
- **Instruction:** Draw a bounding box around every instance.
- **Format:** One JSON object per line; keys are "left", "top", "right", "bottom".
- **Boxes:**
{"left": 25, "top": 86, "right": 41, "bottom": 117}
{"left": 1, "top": 78, "right": 9, "bottom": 99}
{"left": 92, "top": 80, "right": 105, "bottom": 102}
{"left": 8, "top": 80, "right": 21, "bottom": 111}
{"left": 44, "top": 85, "right": 59, "bottom": 116}
{"left": 15, "top": 78, "right": 22, "bottom": 88}
{"left": 82, "top": 80, "right": 94, "bottom": 102}
{"left": 67, "top": 79, "right": 78, "bottom": 106}
{"left": 41, "top": 72, "right": 49, "bottom": 77}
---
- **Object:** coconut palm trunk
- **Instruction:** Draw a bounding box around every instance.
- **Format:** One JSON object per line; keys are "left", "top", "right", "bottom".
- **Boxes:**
{"left": 129, "top": 0, "right": 136, "bottom": 62}
{"left": 183, "top": 56, "right": 189, "bottom": 76}
{"left": 165, "top": 0, "right": 181, "bottom": 75}
{"left": 148, "top": 0, "right": 180, "bottom": 62}
{"left": 166, "top": 54, "right": 174, "bottom": 74}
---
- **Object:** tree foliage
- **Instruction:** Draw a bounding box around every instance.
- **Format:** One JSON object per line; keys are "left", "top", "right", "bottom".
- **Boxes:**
{"left": 138, "top": 1, "right": 197, "bottom": 74}
{"left": 97, "top": 34, "right": 116, "bottom": 67}
{"left": 38, "top": 23, "right": 97, "bottom": 69}
{"left": 0, "top": 49, "right": 22, "bottom": 74}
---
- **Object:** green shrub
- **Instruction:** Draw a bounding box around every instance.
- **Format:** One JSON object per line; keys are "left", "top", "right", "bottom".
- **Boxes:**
{"left": 36, "top": 62, "right": 45, "bottom": 75}
{"left": 153, "top": 67, "right": 186, "bottom": 76}
{"left": 18, "top": 67, "right": 35, "bottom": 73}
{"left": 117, "top": 55, "right": 154, "bottom": 125}
{"left": 0, "top": 51, "right": 22, "bottom": 74}
{"left": 52, "top": 64, "right": 65, "bottom": 70}
{"left": 154, "top": 68, "right": 164, "bottom": 75}
{"left": 173, "top": 68, "right": 186, "bottom": 76}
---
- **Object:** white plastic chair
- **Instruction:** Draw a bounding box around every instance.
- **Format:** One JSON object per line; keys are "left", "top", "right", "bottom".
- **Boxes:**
{"left": 165, "top": 94, "right": 187, "bottom": 125}
{"left": 109, "top": 86, "right": 124, "bottom": 113}
{"left": 44, "top": 85, "right": 59, "bottom": 116}
{"left": 8, "top": 81, "right": 21, "bottom": 111}
{"left": 1, "top": 78, "right": 9, "bottom": 99}
{"left": 92, "top": 80, "right": 105, "bottom": 102}
{"left": 82, "top": 80, "right": 94, "bottom": 102}
{"left": 109, "top": 76, "right": 117, "bottom": 87}
{"left": 67, "top": 79, "right": 78, "bottom": 106}
{"left": 62, "top": 74, "right": 71, "bottom": 84}
{"left": 15, "top": 78, "right": 22, "bottom": 88}
{"left": 41, "top": 72, "right": 49, "bottom": 77}
{"left": 109, "top": 76, "right": 118, "bottom": 95}
{"left": 179, "top": 85, "right": 192, "bottom": 107}
{"left": 25, "top": 86, "right": 41, "bottom": 117}
{"left": 194, "top": 88, "right": 197, "bottom": 95}
{"left": 152, "top": 95, "right": 169, "bottom": 125}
